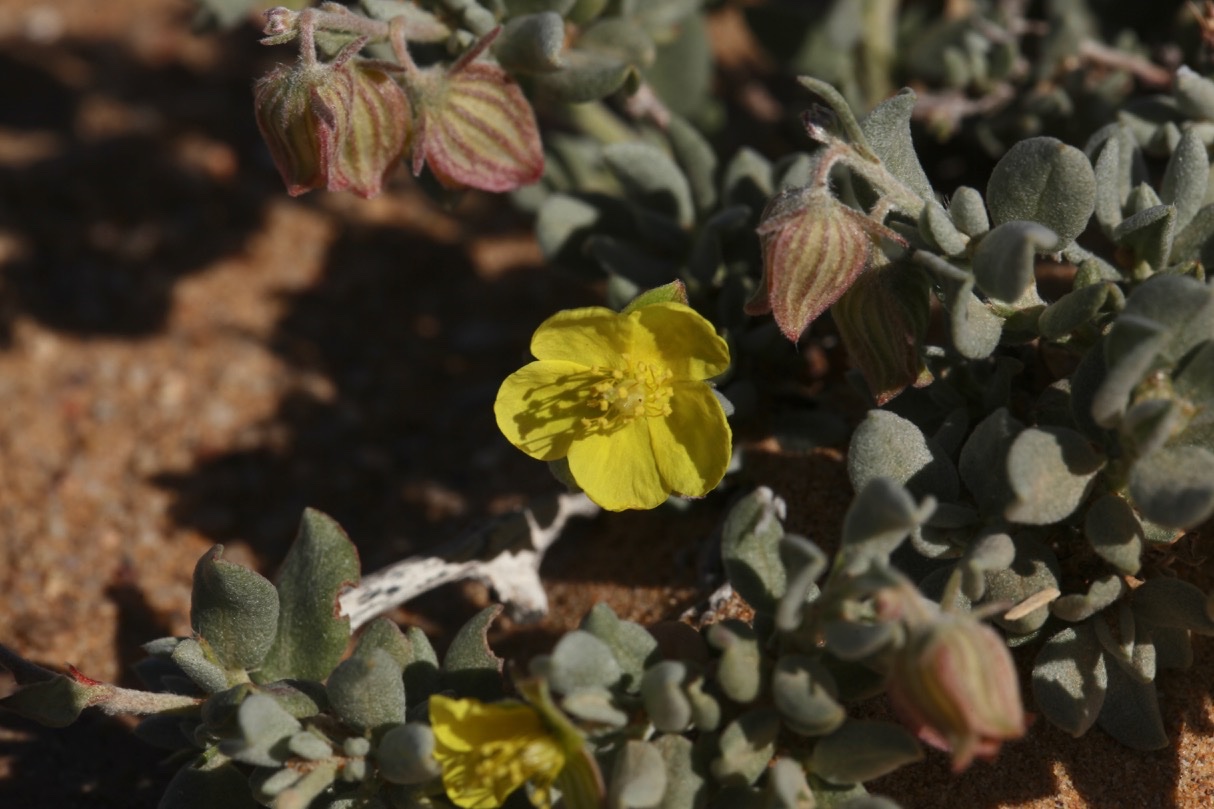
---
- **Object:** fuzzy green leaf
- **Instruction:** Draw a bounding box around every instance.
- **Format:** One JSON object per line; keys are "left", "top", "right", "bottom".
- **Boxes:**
{"left": 327, "top": 649, "right": 406, "bottom": 732}
{"left": 919, "top": 200, "right": 968, "bottom": 256}
{"left": 191, "top": 546, "right": 280, "bottom": 673}
{"left": 1161, "top": 128, "right": 1208, "bottom": 232}
{"left": 257, "top": 509, "right": 359, "bottom": 683}
{"left": 220, "top": 693, "right": 302, "bottom": 767}
{"left": 1113, "top": 204, "right": 1176, "bottom": 272}
{"left": 986, "top": 136, "right": 1095, "bottom": 246}
{"left": 1133, "top": 578, "right": 1214, "bottom": 634}
{"left": 1004, "top": 426, "right": 1103, "bottom": 525}
{"left": 958, "top": 408, "right": 1022, "bottom": 517}
{"left": 534, "top": 50, "right": 636, "bottom": 103}
{"left": 839, "top": 478, "right": 935, "bottom": 573}
{"left": 441, "top": 605, "right": 505, "bottom": 700}
{"left": 1031, "top": 623, "right": 1107, "bottom": 737}
{"left": 1084, "top": 494, "right": 1144, "bottom": 575}
{"left": 548, "top": 630, "right": 622, "bottom": 693}
{"left": 771, "top": 655, "right": 845, "bottom": 737}
{"left": 1052, "top": 575, "right": 1125, "bottom": 623}
{"left": 711, "top": 709, "right": 781, "bottom": 787}
{"left": 707, "top": 621, "right": 764, "bottom": 705}
{"left": 721, "top": 487, "right": 787, "bottom": 616}
{"left": 668, "top": 116, "right": 718, "bottom": 213}
{"left": 375, "top": 723, "right": 442, "bottom": 785}
{"left": 581, "top": 603, "right": 659, "bottom": 691}
{"left": 171, "top": 638, "right": 230, "bottom": 694}
{"left": 603, "top": 142, "right": 695, "bottom": 228}
{"left": 159, "top": 754, "right": 260, "bottom": 809}
{"left": 948, "top": 186, "right": 989, "bottom": 237}
{"left": 810, "top": 720, "right": 922, "bottom": 785}
{"left": 1096, "top": 656, "right": 1168, "bottom": 751}
{"left": 494, "top": 12, "right": 567, "bottom": 74}
{"left": 860, "top": 88, "right": 934, "bottom": 202}
{"left": 1038, "top": 281, "right": 1116, "bottom": 341}
{"left": 984, "top": 533, "right": 1061, "bottom": 635}
{"left": 641, "top": 661, "right": 693, "bottom": 733}
{"left": 1129, "top": 446, "right": 1214, "bottom": 529}
{"left": 609, "top": 740, "right": 667, "bottom": 809}
{"left": 972, "top": 221, "right": 1059, "bottom": 304}
{"left": 652, "top": 734, "right": 706, "bottom": 809}
{"left": 0, "top": 673, "right": 105, "bottom": 729}
{"left": 847, "top": 409, "right": 958, "bottom": 502}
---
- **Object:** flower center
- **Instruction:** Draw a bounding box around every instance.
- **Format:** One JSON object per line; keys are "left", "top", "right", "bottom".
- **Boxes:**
{"left": 582, "top": 355, "right": 674, "bottom": 432}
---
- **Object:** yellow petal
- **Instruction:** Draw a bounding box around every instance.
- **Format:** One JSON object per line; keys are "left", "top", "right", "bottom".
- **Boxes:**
{"left": 629, "top": 303, "right": 731, "bottom": 381}
{"left": 650, "top": 383, "right": 732, "bottom": 498}
{"left": 495, "top": 361, "right": 595, "bottom": 461}
{"left": 529, "top": 307, "right": 631, "bottom": 367}
{"left": 566, "top": 419, "right": 667, "bottom": 511}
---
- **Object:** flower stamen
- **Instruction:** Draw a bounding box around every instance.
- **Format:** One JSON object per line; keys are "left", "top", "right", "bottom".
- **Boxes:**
{"left": 581, "top": 355, "right": 674, "bottom": 432}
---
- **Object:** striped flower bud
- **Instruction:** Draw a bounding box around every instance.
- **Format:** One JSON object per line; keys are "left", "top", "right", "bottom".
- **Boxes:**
{"left": 410, "top": 31, "right": 544, "bottom": 193}
{"left": 254, "top": 58, "right": 411, "bottom": 198}
{"left": 886, "top": 613, "right": 1027, "bottom": 771}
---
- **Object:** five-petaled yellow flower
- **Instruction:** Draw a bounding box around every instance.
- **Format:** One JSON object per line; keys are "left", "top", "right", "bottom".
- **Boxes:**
{"left": 494, "top": 302, "right": 732, "bottom": 511}
{"left": 429, "top": 692, "right": 598, "bottom": 809}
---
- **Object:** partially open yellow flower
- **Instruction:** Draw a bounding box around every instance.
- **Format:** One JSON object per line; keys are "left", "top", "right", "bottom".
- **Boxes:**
{"left": 494, "top": 302, "right": 732, "bottom": 511}
{"left": 429, "top": 691, "right": 598, "bottom": 809}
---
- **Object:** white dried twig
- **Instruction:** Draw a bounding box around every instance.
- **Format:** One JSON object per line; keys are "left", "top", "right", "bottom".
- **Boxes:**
{"left": 339, "top": 492, "right": 600, "bottom": 632}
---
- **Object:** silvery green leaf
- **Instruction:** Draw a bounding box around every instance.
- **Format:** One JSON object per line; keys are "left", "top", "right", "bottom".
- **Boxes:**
{"left": 608, "top": 740, "right": 667, "bottom": 809}
{"left": 984, "top": 533, "right": 1061, "bottom": 635}
{"left": 352, "top": 618, "right": 409, "bottom": 670}
{"left": 1092, "top": 129, "right": 1124, "bottom": 234}
{"left": 634, "top": 0, "right": 701, "bottom": 36}
{"left": 1091, "top": 315, "right": 1167, "bottom": 428}
{"left": 770, "top": 655, "right": 845, "bottom": 737}
{"left": 764, "top": 759, "right": 813, "bottom": 809}
{"left": 172, "top": 638, "right": 229, "bottom": 694}
{"left": 721, "top": 487, "right": 787, "bottom": 616}
{"left": 580, "top": 17, "right": 656, "bottom": 68}
{"left": 562, "top": 686, "right": 628, "bottom": 726}
{"left": 686, "top": 675, "right": 721, "bottom": 732}
{"left": 548, "top": 630, "right": 622, "bottom": 693}
{"left": 1161, "top": 128, "right": 1209, "bottom": 232}
{"left": 860, "top": 88, "right": 934, "bottom": 203}
{"left": 721, "top": 147, "right": 773, "bottom": 212}
{"left": 708, "top": 621, "right": 764, "bottom": 704}
{"left": 403, "top": 626, "right": 440, "bottom": 706}
{"left": 643, "top": 12, "right": 712, "bottom": 118}
{"left": 534, "top": 50, "right": 636, "bottom": 103}
{"left": 503, "top": 0, "right": 576, "bottom": 16}
{"left": 1093, "top": 604, "right": 1154, "bottom": 684}
{"left": 972, "top": 221, "right": 1059, "bottom": 304}
{"left": 941, "top": 271, "right": 1003, "bottom": 359}
{"left": 0, "top": 672, "right": 107, "bottom": 729}
{"left": 1031, "top": 623, "right": 1107, "bottom": 737}
{"left": 1120, "top": 398, "right": 1182, "bottom": 458}
{"left": 959, "top": 531, "right": 1015, "bottom": 601}
{"left": 711, "top": 709, "right": 781, "bottom": 787}
{"left": 221, "top": 693, "right": 301, "bottom": 767}
{"left": 1132, "top": 577, "right": 1214, "bottom": 634}
{"left": 919, "top": 200, "right": 968, "bottom": 257}
{"left": 1175, "top": 65, "right": 1214, "bottom": 120}
{"left": 668, "top": 116, "right": 717, "bottom": 213}
{"left": 567, "top": 0, "right": 608, "bottom": 24}
{"left": 652, "top": 734, "right": 706, "bottom": 809}
{"left": 1038, "top": 281, "right": 1116, "bottom": 341}
{"left": 582, "top": 603, "right": 659, "bottom": 691}
{"left": 159, "top": 754, "right": 260, "bottom": 809}
{"left": 1083, "top": 494, "right": 1144, "bottom": 575}
{"left": 1118, "top": 274, "right": 1214, "bottom": 365}
{"left": 986, "top": 137, "right": 1096, "bottom": 246}
{"left": 288, "top": 729, "right": 332, "bottom": 761}
{"left": 1140, "top": 621, "right": 1194, "bottom": 670}
{"left": 1125, "top": 182, "right": 1163, "bottom": 215}
{"left": 191, "top": 546, "right": 280, "bottom": 674}
{"left": 958, "top": 408, "right": 1022, "bottom": 517}
{"left": 1004, "top": 425, "right": 1103, "bottom": 525}
{"left": 327, "top": 649, "right": 406, "bottom": 732}
{"left": 821, "top": 620, "right": 897, "bottom": 662}
{"left": 796, "top": 77, "right": 878, "bottom": 163}
{"left": 773, "top": 153, "right": 815, "bottom": 193}
{"left": 1051, "top": 575, "right": 1125, "bottom": 623}
{"left": 847, "top": 410, "right": 959, "bottom": 502}
{"left": 441, "top": 605, "right": 504, "bottom": 700}
{"left": 250, "top": 766, "right": 303, "bottom": 801}
{"left": 948, "top": 186, "right": 989, "bottom": 237}
{"left": 1095, "top": 654, "right": 1168, "bottom": 750}
{"left": 536, "top": 192, "right": 634, "bottom": 274}
{"left": 1170, "top": 203, "right": 1214, "bottom": 263}
{"left": 1129, "top": 446, "right": 1214, "bottom": 529}
{"left": 809, "top": 720, "right": 922, "bottom": 785}
{"left": 1112, "top": 204, "right": 1176, "bottom": 272}
{"left": 494, "top": 12, "right": 567, "bottom": 74}
{"left": 641, "top": 661, "right": 693, "bottom": 733}
{"left": 775, "top": 534, "right": 826, "bottom": 633}
{"left": 257, "top": 509, "right": 358, "bottom": 684}
{"left": 603, "top": 142, "right": 695, "bottom": 228}
{"left": 839, "top": 478, "right": 935, "bottom": 573}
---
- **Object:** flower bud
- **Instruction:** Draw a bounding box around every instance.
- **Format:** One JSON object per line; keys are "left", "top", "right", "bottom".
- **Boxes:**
{"left": 747, "top": 188, "right": 888, "bottom": 342}
{"left": 254, "top": 59, "right": 411, "bottom": 198}
{"left": 886, "top": 614, "right": 1026, "bottom": 771}
{"left": 411, "top": 35, "right": 544, "bottom": 193}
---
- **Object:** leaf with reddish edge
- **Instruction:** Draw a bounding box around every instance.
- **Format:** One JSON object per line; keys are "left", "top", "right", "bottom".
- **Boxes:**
{"left": 746, "top": 188, "right": 905, "bottom": 342}
{"left": 412, "top": 28, "right": 544, "bottom": 192}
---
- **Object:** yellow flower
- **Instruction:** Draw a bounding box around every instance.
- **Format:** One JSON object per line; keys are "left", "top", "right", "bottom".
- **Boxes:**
{"left": 429, "top": 691, "right": 599, "bottom": 809}
{"left": 494, "top": 302, "right": 732, "bottom": 511}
